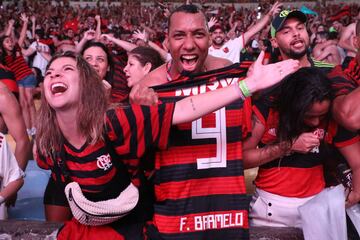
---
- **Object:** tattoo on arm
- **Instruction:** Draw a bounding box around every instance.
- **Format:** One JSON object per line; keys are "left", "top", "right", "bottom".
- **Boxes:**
{"left": 190, "top": 98, "right": 196, "bottom": 111}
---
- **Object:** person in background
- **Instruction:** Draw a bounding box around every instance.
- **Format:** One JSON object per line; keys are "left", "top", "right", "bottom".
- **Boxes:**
{"left": 81, "top": 41, "right": 114, "bottom": 94}
{"left": 1, "top": 14, "right": 37, "bottom": 137}
{"left": 243, "top": 67, "right": 360, "bottom": 228}
{"left": 124, "top": 46, "right": 163, "bottom": 88}
{"left": 0, "top": 132, "right": 25, "bottom": 219}
{"left": 208, "top": 1, "right": 282, "bottom": 63}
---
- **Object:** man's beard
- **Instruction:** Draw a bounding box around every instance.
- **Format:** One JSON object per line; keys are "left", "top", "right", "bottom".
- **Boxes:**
{"left": 212, "top": 38, "right": 225, "bottom": 47}
{"left": 284, "top": 48, "right": 307, "bottom": 60}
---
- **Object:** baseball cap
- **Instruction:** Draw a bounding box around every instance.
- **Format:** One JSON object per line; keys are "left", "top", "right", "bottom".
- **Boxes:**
{"left": 210, "top": 24, "right": 225, "bottom": 33}
{"left": 270, "top": 10, "right": 307, "bottom": 38}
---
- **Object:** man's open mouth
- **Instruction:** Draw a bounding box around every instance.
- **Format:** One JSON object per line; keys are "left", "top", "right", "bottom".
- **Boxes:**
{"left": 180, "top": 55, "right": 198, "bottom": 68}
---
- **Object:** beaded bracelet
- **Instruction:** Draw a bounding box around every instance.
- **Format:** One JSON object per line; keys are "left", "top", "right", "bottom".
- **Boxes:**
{"left": 238, "top": 80, "right": 252, "bottom": 97}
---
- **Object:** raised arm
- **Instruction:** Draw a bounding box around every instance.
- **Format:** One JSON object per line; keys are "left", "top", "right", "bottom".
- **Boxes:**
{"left": 18, "top": 13, "right": 29, "bottom": 48}
{"left": 133, "top": 30, "right": 169, "bottom": 61}
{"left": 31, "top": 15, "right": 36, "bottom": 40}
{"left": 242, "top": 1, "right": 282, "bottom": 46}
{"left": 229, "top": 11, "right": 236, "bottom": 29}
{"left": 208, "top": 17, "right": 218, "bottom": 30}
{"left": 101, "top": 33, "right": 136, "bottom": 52}
{"left": 172, "top": 51, "right": 299, "bottom": 125}
{"left": 94, "top": 15, "right": 102, "bottom": 41}
{"left": 4, "top": 19, "right": 15, "bottom": 39}
{"left": 75, "top": 29, "right": 96, "bottom": 53}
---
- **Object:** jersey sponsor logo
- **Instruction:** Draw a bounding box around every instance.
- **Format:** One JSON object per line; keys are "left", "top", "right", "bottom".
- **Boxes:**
{"left": 223, "top": 47, "right": 229, "bottom": 53}
{"left": 179, "top": 212, "right": 244, "bottom": 232}
{"left": 96, "top": 154, "right": 112, "bottom": 171}
{"left": 175, "top": 78, "right": 237, "bottom": 96}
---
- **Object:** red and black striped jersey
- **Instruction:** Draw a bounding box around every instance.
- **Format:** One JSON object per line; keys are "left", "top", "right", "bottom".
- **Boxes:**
{"left": 343, "top": 57, "right": 360, "bottom": 83}
{"left": 4, "top": 47, "right": 33, "bottom": 81}
{"left": 149, "top": 63, "right": 252, "bottom": 240}
{"left": 0, "top": 66, "right": 18, "bottom": 94}
{"left": 36, "top": 103, "right": 174, "bottom": 201}
{"left": 330, "top": 57, "right": 359, "bottom": 98}
{"left": 329, "top": 63, "right": 358, "bottom": 98}
{"left": 110, "top": 48, "right": 130, "bottom": 103}
{"left": 253, "top": 100, "right": 359, "bottom": 198}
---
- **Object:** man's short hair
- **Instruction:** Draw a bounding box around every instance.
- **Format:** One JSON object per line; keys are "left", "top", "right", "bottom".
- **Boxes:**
{"left": 168, "top": 4, "right": 207, "bottom": 30}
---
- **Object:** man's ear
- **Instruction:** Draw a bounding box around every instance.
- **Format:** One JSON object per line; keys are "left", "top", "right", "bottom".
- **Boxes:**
{"left": 165, "top": 36, "right": 170, "bottom": 50}
{"left": 208, "top": 35, "right": 212, "bottom": 46}
{"left": 270, "top": 37, "right": 278, "bottom": 48}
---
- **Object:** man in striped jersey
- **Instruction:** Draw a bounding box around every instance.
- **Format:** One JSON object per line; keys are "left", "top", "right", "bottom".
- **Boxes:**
{"left": 131, "top": 4, "right": 253, "bottom": 240}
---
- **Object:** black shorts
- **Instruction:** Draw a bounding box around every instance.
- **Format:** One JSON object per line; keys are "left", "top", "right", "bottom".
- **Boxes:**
{"left": 43, "top": 176, "right": 69, "bottom": 207}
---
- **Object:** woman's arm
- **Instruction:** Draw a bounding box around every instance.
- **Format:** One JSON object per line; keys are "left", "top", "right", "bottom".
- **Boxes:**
{"left": 242, "top": 1, "right": 282, "bottom": 46}
{"left": 31, "top": 15, "right": 36, "bottom": 40}
{"left": 242, "top": 115, "right": 320, "bottom": 169}
{"left": 133, "top": 30, "right": 169, "bottom": 61}
{"left": 94, "top": 15, "right": 102, "bottom": 41}
{"left": 4, "top": 19, "right": 15, "bottom": 38}
{"left": 101, "top": 34, "right": 136, "bottom": 52}
{"left": 75, "top": 30, "right": 96, "bottom": 53}
{"left": 18, "top": 13, "right": 29, "bottom": 48}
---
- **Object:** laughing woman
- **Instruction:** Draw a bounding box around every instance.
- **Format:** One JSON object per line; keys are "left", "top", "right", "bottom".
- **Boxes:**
{"left": 35, "top": 51, "right": 298, "bottom": 239}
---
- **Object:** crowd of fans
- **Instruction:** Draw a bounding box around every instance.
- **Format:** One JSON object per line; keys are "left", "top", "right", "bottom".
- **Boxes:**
{"left": 0, "top": 0, "right": 360, "bottom": 239}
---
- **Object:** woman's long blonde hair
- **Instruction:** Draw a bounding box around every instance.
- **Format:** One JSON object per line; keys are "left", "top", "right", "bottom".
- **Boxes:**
{"left": 36, "top": 51, "right": 109, "bottom": 157}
